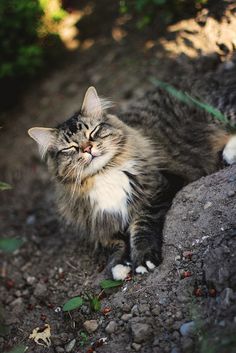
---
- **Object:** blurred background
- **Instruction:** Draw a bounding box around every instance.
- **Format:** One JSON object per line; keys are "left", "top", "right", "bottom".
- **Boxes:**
{"left": 0, "top": 0, "right": 235, "bottom": 110}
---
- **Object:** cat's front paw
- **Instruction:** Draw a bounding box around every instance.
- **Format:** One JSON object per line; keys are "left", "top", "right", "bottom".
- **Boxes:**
{"left": 132, "top": 248, "right": 161, "bottom": 275}
{"left": 111, "top": 263, "right": 131, "bottom": 280}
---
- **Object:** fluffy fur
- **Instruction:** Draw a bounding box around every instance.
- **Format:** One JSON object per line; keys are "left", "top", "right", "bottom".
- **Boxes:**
{"left": 28, "top": 79, "right": 236, "bottom": 279}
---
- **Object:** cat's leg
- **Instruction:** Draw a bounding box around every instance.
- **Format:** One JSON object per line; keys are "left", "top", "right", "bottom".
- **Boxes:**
{"left": 129, "top": 210, "right": 164, "bottom": 275}
{"left": 129, "top": 172, "right": 184, "bottom": 275}
{"left": 106, "top": 238, "right": 131, "bottom": 280}
{"left": 223, "top": 135, "right": 236, "bottom": 164}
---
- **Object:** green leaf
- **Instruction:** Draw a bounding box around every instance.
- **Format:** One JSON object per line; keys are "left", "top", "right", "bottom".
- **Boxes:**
{"left": 0, "top": 182, "right": 12, "bottom": 191}
{"left": 79, "top": 331, "right": 89, "bottom": 346}
{"left": 100, "top": 279, "right": 123, "bottom": 289}
{"left": 0, "top": 238, "right": 23, "bottom": 253}
{"left": 90, "top": 296, "right": 101, "bottom": 312}
{"left": 6, "top": 345, "right": 26, "bottom": 353}
{"left": 150, "top": 78, "right": 233, "bottom": 128}
{"left": 62, "top": 296, "right": 83, "bottom": 312}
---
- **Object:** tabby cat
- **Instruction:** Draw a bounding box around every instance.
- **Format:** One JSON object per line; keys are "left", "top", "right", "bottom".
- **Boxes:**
{"left": 28, "top": 81, "right": 236, "bottom": 280}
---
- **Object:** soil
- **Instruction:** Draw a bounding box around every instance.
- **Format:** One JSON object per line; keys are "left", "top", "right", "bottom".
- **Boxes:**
{"left": 1, "top": 2, "right": 236, "bottom": 353}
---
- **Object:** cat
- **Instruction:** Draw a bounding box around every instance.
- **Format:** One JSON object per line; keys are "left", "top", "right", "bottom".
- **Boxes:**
{"left": 28, "top": 82, "right": 236, "bottom": 280}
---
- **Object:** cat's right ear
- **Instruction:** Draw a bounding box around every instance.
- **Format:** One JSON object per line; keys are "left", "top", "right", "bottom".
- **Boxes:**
{"left": 28, "top": 127, "right": 57, "bottom": 158}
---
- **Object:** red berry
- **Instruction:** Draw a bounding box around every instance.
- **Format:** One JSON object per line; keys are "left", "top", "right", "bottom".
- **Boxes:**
{"left": 208, "top": 288, "right": 217, "bottom": 297}
{"left": 6, "top": 279, "right": 14, "bottom": 289}
{"left": 193, "top": 288, "right": 203, "bottom": 297}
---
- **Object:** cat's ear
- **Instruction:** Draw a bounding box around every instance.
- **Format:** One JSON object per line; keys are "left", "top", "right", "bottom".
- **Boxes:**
{"left": 28, "top": 127, "right": 57, "bottom": 157}
{"left": 81, "top": 86, "right": 102, "bottom": 118}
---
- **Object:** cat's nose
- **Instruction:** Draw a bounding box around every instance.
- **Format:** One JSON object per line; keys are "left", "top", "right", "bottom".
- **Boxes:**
{"left": 83, "top": 144, "right": 92, "bottom": 154}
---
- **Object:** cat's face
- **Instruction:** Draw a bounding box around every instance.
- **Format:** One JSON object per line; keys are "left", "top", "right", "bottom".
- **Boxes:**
{"left": 28, "top": 87, "right": 126, "bottom": 183}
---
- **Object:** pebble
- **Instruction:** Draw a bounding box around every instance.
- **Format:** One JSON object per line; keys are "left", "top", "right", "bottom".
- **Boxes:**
{"left": 121, "top": 313, "right": 132, "bottom": 321}
{"left": 26, "top": 214, "right": 36, "bottom": 225}
{"left": 105, "top": 321, "right": 117, "bottom": 334}
{"left": 131, "top": 322, "right": 152, "bottom": 343}
{"left": 139, "top": 304, "right": 150, "bottom": 313}
{"left": 227, "top": 190, "right": 235, "bottom": 197}
{"left": 56, "top": 347, "right": 64, "bottom": 353}
{"left": 83, "top": 319, "right": 98, "bottom": 333}
{"left": 34, "top": 282, "right": 47, "bottom": 298}
{"left": 10, "top": 297, "right": 24, "bottom": 316}
{"left": 131, "top": 342, "right": 142, "bottom": 351}
{"left": 122, "top": 303, "right": 132, "bottom": 312}
{"left": 26, "top": 276, "right": 36, "bottom": 285}
{"left": 180, "top": 321, "right": 195, "bottom": 336}
{"left": 151, "top": 305, "right": 161, "bottom": 316}
{"left": 181, "top": 337, "right": 194, "bottom": 350}
{"left": 175, "top": 311, "right": 183, "bottom": 320}
{"left": 131, "top": 304, "right": 139, "bottom": 316}
{"left": 65, "top": 338, "right": 76, "bottom": 352}
{"left": 204, "top": 201, "right": 212, "bottom": 209}
{"left": 170, "top": 347, "right": 181, "bottom": 353}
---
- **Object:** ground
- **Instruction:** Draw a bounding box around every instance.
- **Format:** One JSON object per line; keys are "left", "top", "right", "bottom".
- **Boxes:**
{"left": 0, "top": 2, "right": 236, "bottom": 353}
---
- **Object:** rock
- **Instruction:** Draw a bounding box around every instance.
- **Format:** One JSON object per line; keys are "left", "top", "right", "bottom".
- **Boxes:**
{"left": 65, "top": 338, "right": 76, "bottom": 352}
{"left": 34, "top": 282, "right": 47, "bottom": 298}
{"left": 121, "top": 313, "right": 132, "bottom": 321}
{"left": 105, "top": 321, "right": 117, "bottom": 334}
{"left": 131, "top": 322, "right": 152, "bottom": 343}
{"left": 139, "top": 304, "right": 150, "bottom": 313}
{"left": 180, "top": 321, "right": 195, "bottom": 336}
{"left": 181, "top": 337, "right": 194, "bottom": 350}
{"left": 122, "top": 303, "right": 132, "bottom": 312}
{"left": 83, "top": 320, "right": 98, "bottom": 333}
{"left": 131, "top": 304, "right": 139, "bottom": 316}
{"left": 26, "top": 275, "right": 36, "bottom": 285}
{"left": 204, "top": 201, "right": 212, "bottom": 209}
{"left": 55, "top": 347, "right": 64, "bottom": 353}
{"left": 132, "top": 342, "right": 142, "bottom": 351}
{"left": 26, "top": 214, "right": 36, "bottom": 225}
{"left": 170, "top": 347, "right": 181, "bottom": 353}
{"left": 10, "top": 297, "right": 24, "bottom": 315}
{"left": 151, "top": 306, "right": 161, "bottom": 316}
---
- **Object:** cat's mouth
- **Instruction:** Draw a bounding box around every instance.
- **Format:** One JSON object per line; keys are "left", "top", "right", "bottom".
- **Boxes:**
{"left": 83, "top": 151, "right": 100, "bottom": 165}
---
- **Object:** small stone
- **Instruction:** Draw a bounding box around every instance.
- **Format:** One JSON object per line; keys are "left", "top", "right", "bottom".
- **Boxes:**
{"left": 181, "top": 337, "right": 194, "bottom": 350}
{"left": 139, "top": 304, "right": 150, "bottom": 313}
{"left": 34, "top": 282, "right": 47, "bottom": 298}
{"left": 132, "top": 342, "right": 142, "bottom": 351}
{"left": 152, "top": 306, "right": 161, "bottom": 316}
{"left": 172, "top": 330, "right": 180, "bottom": 340}
{"left": 175, "top": 311, "right": 183, "bottom": 320}
{"left": 204, "top": 201, "right": 212, "bottom": 209}
{"left": 121, "top": 313, "right": 132, "bottom": 321}
{"left": 131, "top": 322, "right": 152, "bottom": 343}
{"left": 26, "top": 276, "right": 36, "bottom": 285}
{"left": 10, "top": 297, "right": 24, "bottom": 314}
{"left": 122, "top": 303, "right": 132, "bottom": 312}
{"left": 105, "top": 321, "right": 117, "bottom": 334}
{"left": 170, "top": 347, "right": 181, "bottom": 353}
{"left": 56, "top": 347, "right": 64, "bottom": 353}
{"left": 26, "top": 214, "right": 36, "bottom": 225}
{"left": 65, "top": 338, "right": 76, "bottom": 352}
{"left": 180, "top": 321, "right": 195, "bottom": 336}
{"left": 83, "top": 320, "right": 98, "bottom": 333}
{"left": 131, "top": 304, "right": 139, "bottom": 316}
{"left": 227, "top": 190, "right": 235, "bottom": 197}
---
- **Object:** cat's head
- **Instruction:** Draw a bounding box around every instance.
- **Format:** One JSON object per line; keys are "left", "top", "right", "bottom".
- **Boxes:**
{"left": 28, "top": 87, "right": 126, "bottom": 183}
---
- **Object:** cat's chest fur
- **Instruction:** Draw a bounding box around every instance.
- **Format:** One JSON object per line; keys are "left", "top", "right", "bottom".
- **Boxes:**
{"left": 88, "top": 167, "right": 132, "bottom": 224}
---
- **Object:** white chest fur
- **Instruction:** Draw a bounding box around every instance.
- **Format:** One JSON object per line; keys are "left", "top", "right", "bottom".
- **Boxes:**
{"left": 88, "top": 168, "right": 132, "bottom": 224}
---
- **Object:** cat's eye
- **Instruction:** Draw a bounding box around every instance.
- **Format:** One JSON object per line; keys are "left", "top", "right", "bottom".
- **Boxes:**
{"left": 60, "top": 146, "right": 78, "bottom": 153}
{"left": 90, "top": 123, "right": 112, "bottom": 140}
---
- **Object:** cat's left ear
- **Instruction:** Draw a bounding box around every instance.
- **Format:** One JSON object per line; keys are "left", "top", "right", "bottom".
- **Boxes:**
{"left": 81, "top": 86, "right": 102, "bottom": 118}
{"left": 28, "top": 127, "right": 57, "bottom": 157}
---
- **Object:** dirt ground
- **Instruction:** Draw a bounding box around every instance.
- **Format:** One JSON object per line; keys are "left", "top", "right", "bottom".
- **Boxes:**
{"left": 1, "top": 1, "right": 236, "bottom": 353}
